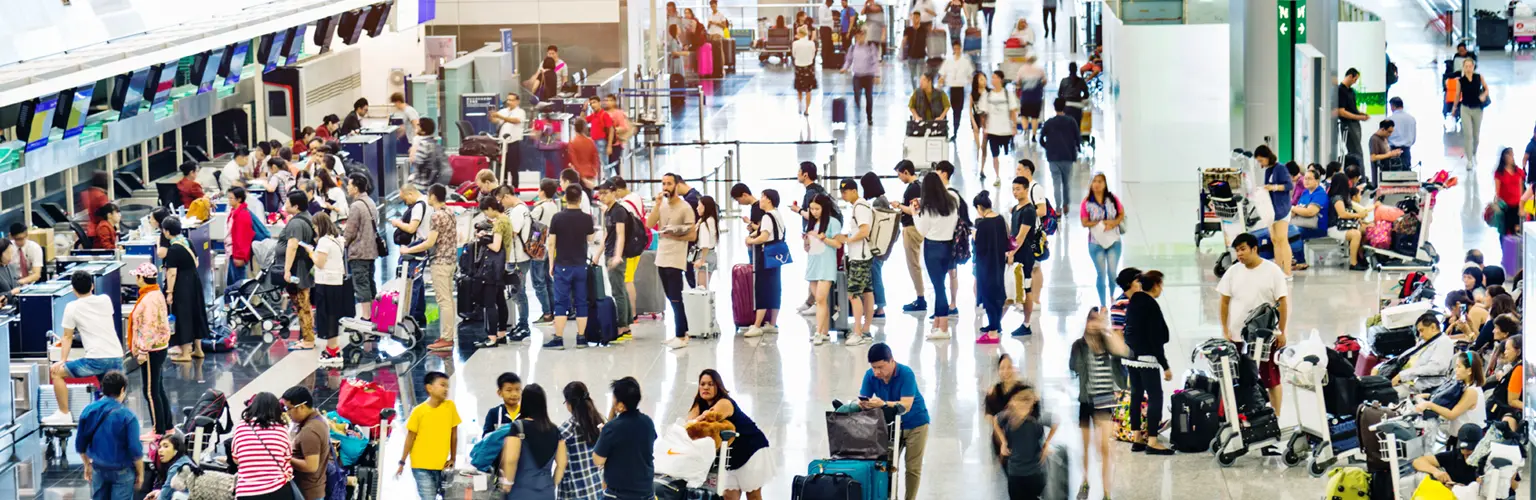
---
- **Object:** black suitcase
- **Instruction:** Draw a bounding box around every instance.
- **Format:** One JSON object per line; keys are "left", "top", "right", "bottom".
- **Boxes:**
{"left": 832, "top": 98, "right": 847, "bottom": 124}
{"left": 669, "top": 73, "right": 686, "bottom": 109}
{"left": 792, "top": 472, "right": 863, "bottom": 499}
{"left": 1170, "top": 390, "right": 1219, "bottom": 452}
{"left": 1367, "top": 324, "right": 1416, "bottom": 357}
{"left": 1323, "top": 374, "right": 1359, "bottom": 417}
{"left": 721, "top": 37, "right": 737, "bottom": 73}
{"left": 1185, "top": 371, "right": 1219, "bottom": 396}
{"left": 1357, "top": 375, "right": 1399, "bottom": 405}
{"left": 1240, "top": 407, "right": 1281, "bottom": 444}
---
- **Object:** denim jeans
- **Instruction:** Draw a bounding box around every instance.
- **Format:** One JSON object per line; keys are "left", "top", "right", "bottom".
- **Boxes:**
{"left": 227, "top": 261, "right": 247, "bottom": 287}
{"left": 660, "top": 267, "right": 688, "bottom": 337}
{"left": 1086, "top": 240, "right": 1122, "bottom": 306}
{"left": 872, "top": 257, "right": 887, "bottom": 308}
{"left": 412, "top": 468, "right": 444, "bottom": 500}
{"left": 509, "top": 260, "right": 532, "bottom": 329}
{"left": 406, "top": 258, "right": 427, "bottom": 325}
{"left": 551, "top": 264, "right": 589, "bottom": 318}
{"left": 921, "top": 240, "right": 956, "bottom": 314}
{"left": 1048, "top": 161, "right": 1074, "bottom": 212}
{"left": 91, "top": 467, "right": 135, "bottom": 500}
{"left": 531, "top": 259, "right": 553, "bottom": 317}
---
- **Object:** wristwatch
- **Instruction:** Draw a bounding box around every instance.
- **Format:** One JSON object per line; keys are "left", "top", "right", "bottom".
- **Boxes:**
{"left": 398, "top": 460, "right": 407, "bottom": 466}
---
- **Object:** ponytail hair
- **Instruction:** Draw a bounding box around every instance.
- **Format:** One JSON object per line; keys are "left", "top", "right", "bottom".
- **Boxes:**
{"left": 562, "top": 381, "right": 606, "bottom": 446}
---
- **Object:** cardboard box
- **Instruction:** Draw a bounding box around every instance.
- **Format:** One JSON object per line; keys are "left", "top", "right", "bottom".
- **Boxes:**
{"left": 27, "top": 228, "right": 54, "bottom": 263}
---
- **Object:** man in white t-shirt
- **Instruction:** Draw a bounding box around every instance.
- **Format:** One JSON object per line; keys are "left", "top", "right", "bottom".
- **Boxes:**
{"left": 491, "top": 92, "right": 527, "bottom": 177}
{"left": 389, "top": 92, "right": 420, "bottom": 129}
{"left": 707, "top": 0, "right": 730, "bottom": 37}
{"left": 219, "top": 147, "right": 252, "bottom": 194}
{"left": 817, "top": 0, "right": 837, "bottom": 28}
{"left": 42, "top": 271, "right": 125, "bottom": 425}
{"left": 498, "top": 186, "right": 535, "bottom": 340}
{"left": 1216, "top": 232, "right": 1290, "bottom": 420}
{"left": 840, "top": 179, "right": 875, "bottom": 346}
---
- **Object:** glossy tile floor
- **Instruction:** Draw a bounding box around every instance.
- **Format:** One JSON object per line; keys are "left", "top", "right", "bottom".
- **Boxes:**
{"left": 19, "top": 1, "right": 1536, "bottom": 499}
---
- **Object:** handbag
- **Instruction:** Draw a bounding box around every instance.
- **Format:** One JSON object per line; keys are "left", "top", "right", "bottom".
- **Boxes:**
{"left": 1335, "top": 218, "right": 1360, "bottom": 231}
{"left": 1292, "top": 215, "right": 1319, "bottom": 229}
{"left": 825, "top": 408, "right": 891, "bottom": 459}
{"left": 761, "top": 212, "right": 792, "bottom": 268}
{"left": 337, "top": 379, "right": 398, "bottom": 427}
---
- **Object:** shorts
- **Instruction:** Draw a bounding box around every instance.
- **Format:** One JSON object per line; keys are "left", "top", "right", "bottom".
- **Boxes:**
{"left": 65, "top": 358, "right": 122, "bottom": 379}
{"left": 1078, "top": 402, "right": 1112, "bottom": 427}
{"left": 848, "top": 259, "right": 874, "bottom": 295}
{"left": 349, "top": 259, "right": 377, "bottom": 303}
{"left": 722, "top": 447, "right": 779, "bottom": 492}
{"left": 1257, "top": 350, "right": 1281, "bottom": 390}
{"left": 624, "top": 256, "right": 639, "bottom": 283}
{"left": 986, "top": 134, "right": 1013, "bottom": 157}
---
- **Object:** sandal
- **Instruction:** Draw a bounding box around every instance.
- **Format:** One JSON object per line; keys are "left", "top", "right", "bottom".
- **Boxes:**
{"left": 1293, "top": 263, "right": 1309, "bottom": 270}
{"left": 287, "top": 342, "right": 315, "bottom": 351}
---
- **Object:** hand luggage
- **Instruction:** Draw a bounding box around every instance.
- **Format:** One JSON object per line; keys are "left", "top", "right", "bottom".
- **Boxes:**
{"left": 832, "top": 97, "right": 848, "bottom": 125}
{"left": 804, "top": 459, "right": 890, "bottom": 500}
{"left": 1357, "top": 402, "right": 1400, "bottom": 472}
{"left": 1366, "top": 324, "right": 1416, "bottom": 357}
{"left": 963, "top": 27, "right": 982, "bottom": 51}
{"left": 926, "top": 28, "right": 947, "bottom": 58}
{"left": 1184, "top": 371, "right": 1219, "bottom": 396}
{"left": 720, "top": 37, "right": 737, "bottom": 74}
{"left": 792, "top": 472, "right": 864, "bottom": 499}
{"left": 670, "top": 73, "right": 687, "bottom": 109}
{"left": 1240, "top": 406, "right": 1281, "bottom": 444}
{"left": 1042, "top": 442, "right": 1071, "bottom": 500}
{"left": 683, "top": 288, "right": 720, "bottom": 338}
{"left": 1323, "top": 374, "right": 1359, "bottom": 417}
{"left": 1169, "top": 389, "right": 1219, "bottom": 452}
{"left": 1501, "top": 233, "right": 1519, "bottom": 272}
{"left": 1329, "top": 417, "right": 1361, "bottom": 453}
{"left": 450, "top": 155, "right": 490, "bottom": 187}
{"left": 1354, "top": 352, "right": 1382, "bottom": 378}
{"left": 633, "top": 251, "right": 667, "bottom": 318}
{"left": 1357, "top": 375, "right": 1399, "bottom": 405}
{"left": 586, "top": 265, "right": 619, "bottom": 343}
{"left": 698, "top": 42, "right": 716, "bottom": 79}
{"left": 371, "top": 291, "right": 400, "bottom": 333}
{"left": 731, "top": 264, "right": 755, "bottom": 327}
{"left": 1323, "top": 466, "right": 1371, "bottom": 500}
{"left": 867, "top": 207, "right": 901, "bottom": 260}
{"left": 459, "top": 135, "right": 501, "bottom": 159}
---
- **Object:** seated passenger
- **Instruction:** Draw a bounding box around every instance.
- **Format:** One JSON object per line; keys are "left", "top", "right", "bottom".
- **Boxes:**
{"left": 1413, "top": 352, "right": 1487, "bottom": 436}
{"left": 42, "top": 271, "right": 125, "bottom": 425}
{"left": 92, "top": 203, "right": 121, "bottom": 250}
{"left": 1485, "top": 335, "right": 1523, "bottom": 426}
{"left": 1325, "top": 173, "right": 1368, "bottom": 270}
{"left": 1411, "top": 424, "right": 1486, "bottom": 490}
{"left": 1289, "top": 169, "right": 1329, "bottom": 270}
{"left": 1389, "top": 313, "right": 1457, "bottom": 398}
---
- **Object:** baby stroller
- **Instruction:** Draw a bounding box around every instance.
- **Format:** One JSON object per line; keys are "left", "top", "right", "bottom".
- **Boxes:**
{"left": 225, "top": 239, "right": 293, "bottom": 343}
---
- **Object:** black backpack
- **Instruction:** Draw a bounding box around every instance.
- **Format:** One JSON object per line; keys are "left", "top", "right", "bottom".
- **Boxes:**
{"left": 181, "top": 389, "right": 233, "bottom": 436}
{"left": 393, "top": 201, "right": 425, "bottom": 245}
{"left": 619, "top": 208, "right": 647, "bottom": 258}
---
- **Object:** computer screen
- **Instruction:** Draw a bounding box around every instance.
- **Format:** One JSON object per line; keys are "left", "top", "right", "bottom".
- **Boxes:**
{"left": 119, "top": 67, "right": 151, "bottom": 119}
{"left": 200, "top": 48, "right": 225, "bottom": 94}
{"left": 286, "top": 25, "right": 307, "bottom": 64}
{"left": 150, "top": 60, "right": 177, "bottom": 112}
{"left": 225, "top": 41, "right": 249, "bottom": 86}
{"left": 264, "top": 30, "right": 287, "bottom": 73}
{"left": 20, "top": 96, "right": 58, "bottom": 151}
{"left": 59, "top": 85, "right": 93, "bottom": 139}
{"left": 364, "top": 3, "right": 392, "bottom": 37}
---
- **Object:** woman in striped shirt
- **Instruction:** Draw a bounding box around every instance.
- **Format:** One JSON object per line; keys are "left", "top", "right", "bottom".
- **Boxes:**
{"left": 1069, "top": 307, "right": 1129, "bottom": 500}
{"left": 229, "top": 392, "right": 296, "bottom": 500}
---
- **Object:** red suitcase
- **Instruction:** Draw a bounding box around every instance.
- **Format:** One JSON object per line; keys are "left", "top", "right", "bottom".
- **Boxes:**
{"left": 1354, "top": 352, "right": 1383, "bottom": 377}
{"left": 450, "top": 155, "right": 490, "bottom": 186}
{"left": 732, "top": 264, "right": 755, "bottom": 327}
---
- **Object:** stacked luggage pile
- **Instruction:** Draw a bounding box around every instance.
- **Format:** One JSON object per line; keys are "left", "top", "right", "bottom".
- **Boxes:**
{"left": 792, "top": 404, "right": 905, "bottom": 500}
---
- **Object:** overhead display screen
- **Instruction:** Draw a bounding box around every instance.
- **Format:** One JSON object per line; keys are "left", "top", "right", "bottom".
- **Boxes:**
{"left": 285, "top": 25, "right": 308, "bottom": 64}
{"left": 21, "top": 96, "right": 58, "bottom": 152}
{"left": 225, "top": 41, "right": 249, "bottom": 86}
{"left": 150, "top": 60, "right": 177, "bottom": 113}
{"left": 264, "top": 30, "right": 287, "bottom": 72}
{"left": 199, "top": 48, "right": 225, "bottom": 93}
{"left": 119, "top": 67, "right": 151, "bottom": 119}
{"left": 60, "top": 84, "right": 94, "bottom": 139}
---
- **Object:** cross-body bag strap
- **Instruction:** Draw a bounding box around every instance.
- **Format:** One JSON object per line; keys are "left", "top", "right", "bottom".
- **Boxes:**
{"left": 252, "top": 428, "right": 296, "bottom": 481}
{"left": 80, "top": 406, "right": 127, "bottom": 452}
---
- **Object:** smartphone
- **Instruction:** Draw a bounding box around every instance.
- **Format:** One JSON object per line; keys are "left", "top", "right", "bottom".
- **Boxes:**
{"left": 298, "top": 241, "right": 314, "bottom": 252}
{"left": 857, "top": 396, "right": 870, "bottom": 401}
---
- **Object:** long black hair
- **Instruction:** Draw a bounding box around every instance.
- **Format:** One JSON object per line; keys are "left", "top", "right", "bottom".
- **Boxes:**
{"left": 969, "top": 71, "right": 988, "bottom": 102}
{"left": 519, "top": 384, "right": 556, "bottom": 433}
{"left": 241, "top": 392, "right": 286, "bottom": 428}
{"left": 1084, "top": 172, "right": 1119, "bottom": 209}
{"left": 918, "top": 172, "right": 955, "bottom": 217}
{"left": 691, "top": 369, "right": 731, "bottom": 415}
{"left": 154, "top": 432, "right": 188, "bottom": 487}
{"left": 698, "top": 196, "right": 720, "bottom": 241}
{"left": 810, "top": 194, "right": 838, "bottom": 234}
{"left": 562, "top": 382, "right": 605, "bottom": 446}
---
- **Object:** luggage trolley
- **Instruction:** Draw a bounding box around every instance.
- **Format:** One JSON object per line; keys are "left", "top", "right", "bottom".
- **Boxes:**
{"left": 339, "top": 259, "right": 424, "bottom": 366}
{"left": 1370, "top": 410, "right": 1430, "bottom": 500}
{"left": 1276, "top": 339, "right": 1364, "bottom": 476}
{"left": 1363, "top": 175, "right": 1441, "bottom": 270}
{"left": 1198, "top": 150, "right": 1263, "bottom": 277}
{"left": 1197, "top": 339, "right": 1287, "bottom": 467}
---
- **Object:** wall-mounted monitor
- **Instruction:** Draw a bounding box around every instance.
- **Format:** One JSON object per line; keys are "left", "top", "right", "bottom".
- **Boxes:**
{"left": 16, "top": 96, "right": 58, "bottom": 152}
{"left": 314, "top": 15, "right": 338, "bottom": 51}
{"left": 340, "top": 8, "right": 367, "bottom": 45}
{"left": 225, "top": 41, "right": 250, "bottom": 86}
{"left": 285, "top": 25, "right": 307, "bottom": 64}
{"left": 53, "top": 84, "right": 93, "bottom": 139}
{"left": 365, "top": 3, "right": 392, "bottom": 37}
{"left": 149, "top": 60, "right": 177, "bottom": 113}
{"left": 264, "top": 30, "right": 288, "bottom": 72}
{"left": 256, "top": 33, "right": 275, "bottom": 69}
{"left": 198, "top": 48, "right": 225, "bottom": 93}
{"left": 113, "top": 68, "right": 152, "bottom": 119}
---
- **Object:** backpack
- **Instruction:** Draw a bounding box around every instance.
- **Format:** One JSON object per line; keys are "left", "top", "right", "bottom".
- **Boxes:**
{"left": 181, "top": 389, "right": 233, "bottom": 436}
{"left": 461, "top": 237, "right": 508, "bottom": 286}
{"left": 1041, "top": 199, "right": 1060, "bottom": 236}
{"left": 867, "top": 205, "right": 901, "bottom": 261}
{"left": 1324, "top": 466, "right": 1371, "bottom": 500}
{"left": 1399, "top": 271, "right": 1431, "bottom": 300}
{"left": 246, "top": 206, "right": 271, "bottom": 241}
{"left": 526, "top": 202, "right": 552, "bottom": 260}
{"left": 187, "top": 198, "right": 212, "bottom": 222}
{"left": 469, "top": 420, "right": 523, "bottom": 472}
{"left": 394, "top": 201, "right": 426, "bottom": 245}
{"left": 619, "top": 209, "right": 648, "bottom": 259}
{"left": 621, "top": 199, "right": 653, "bottom": 251}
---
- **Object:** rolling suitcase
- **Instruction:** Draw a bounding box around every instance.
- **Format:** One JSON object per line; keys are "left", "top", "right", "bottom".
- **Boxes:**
{"left": 633, "top": 251, "right": 667, "bottom": 319}
{"left": 801, "top": 460, "right": 888, "bottom": 500}
{"left": 586, "top": 265, "right": 619, "bottom": 343}
{"left": 720, "top": 37, "right": 737, "bottom": 73}
{"left": 792, "top": 473, "right": 863, "bottom": 499}
{"left": 731, "top": 264, "right": 755, "bottom": 327}
{"left": 1169, "top": 389, "right": 1219, "bottom": 452}
{"left": 1366, "top": 324, "right": 1415, "bottom": 357}
{"left": 1042, "top": 442, "right": 1071, "bottom": 500}
{"left": 670, "top": 73, "right": 687, "bottom": 109}
{"left": 831, "top": 97, "right": 848, "bottom": 125}
{"left": 1357, "top": 375, "right": 1399, "bottom": 405}
{"left": 698, "top": 42, "right": 716, "bottom": 79}
{"left": 683, "top": 288, "right": 720, "bottom": 338}
{"left": 962, "top": 27, "right": 982, "bottom": 51}
{"left": 450, "top": 155, "right": 491, "bottom": 186}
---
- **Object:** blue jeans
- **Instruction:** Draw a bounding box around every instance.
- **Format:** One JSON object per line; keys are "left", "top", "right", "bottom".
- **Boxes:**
{"left": 412, "top": 468, "right": 444, "bottom": 499}
{"left": 227, "top": 261, "right": 248, "bottom": 286}
{"left": 91, "top": 467, "right": 135, "bottom": 500}
{"left": 1087, "top": 240, "right": 1122, "bottom": 306}
{"left": 531, "top": 259, "right": 553, "bottom": 317}
{"left": 872, "top": 257, "right": 887, "bottom": 308}
{"left": 922, "top": 240, "right": 956, "bottom": 314}
{"left": 551, "top": 264, "right": 589, "bottom": 318}
{"left": 510, "top": 260, "right": 532, "bottom": 329}
{"left": 405, "top": 258, "right": 427, "bottom": 325}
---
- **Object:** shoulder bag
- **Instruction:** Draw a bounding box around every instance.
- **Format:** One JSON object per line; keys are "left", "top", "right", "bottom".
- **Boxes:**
{"left": 761, "top": 212, "right": 793, "bottom": 268}
{"left": 253, "top": 429, "right": 306, "bottom": 500}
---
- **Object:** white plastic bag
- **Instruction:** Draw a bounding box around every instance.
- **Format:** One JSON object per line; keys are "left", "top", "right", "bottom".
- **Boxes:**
{"left": 653, "top": 421, "right": 717, "bottom": 486}
{"left": 1275, "top": 329, "right": 1328, "bottom": 381}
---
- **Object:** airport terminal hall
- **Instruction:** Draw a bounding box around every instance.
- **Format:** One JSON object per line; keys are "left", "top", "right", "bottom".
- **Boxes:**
{"left": 7, "top": 0, "right": 1536, "bottom": 499}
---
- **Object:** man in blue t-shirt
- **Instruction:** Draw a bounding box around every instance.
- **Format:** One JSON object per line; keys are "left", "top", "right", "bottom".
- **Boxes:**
{"left": 593, "top": 376, "right": 656, "bottom": 500}
{"left": 859, "top": 343, "right": 930, "bottom": 500}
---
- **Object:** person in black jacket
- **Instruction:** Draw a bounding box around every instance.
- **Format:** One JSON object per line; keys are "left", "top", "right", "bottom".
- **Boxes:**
{"left": 1038, "top": 98, "right": 1081, "bottom": 215}
{"left": 1123, "top": 270, "right": 1174, "bottom": 455}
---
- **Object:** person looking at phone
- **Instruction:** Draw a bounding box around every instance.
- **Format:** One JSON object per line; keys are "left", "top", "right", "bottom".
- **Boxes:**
{"left": 859, "top": 343, "right": 930, "bottom": 500}
{"left": 280, "top": 190, "right": 318, "bottom": 351}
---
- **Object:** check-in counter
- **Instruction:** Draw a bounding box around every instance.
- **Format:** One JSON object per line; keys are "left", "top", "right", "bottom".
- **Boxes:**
{"left": 12, "top": 282, "right": 76, "bottom": 358}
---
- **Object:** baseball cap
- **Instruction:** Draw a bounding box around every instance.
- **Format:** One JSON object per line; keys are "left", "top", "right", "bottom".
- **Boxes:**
{"left": 839, "top": 179, "right": 859, "bottom": 192}
{"left": 281, "top": 386, "right": 314, "bottom": 410}
{"left": 129, "top": 262, "right": 159, "bottom": 278}
{"left": 1457, "top": 423, "right": 1483, "bottom": 450}
{"left": 594, "top": 180, "right": 616, "bottom": 192}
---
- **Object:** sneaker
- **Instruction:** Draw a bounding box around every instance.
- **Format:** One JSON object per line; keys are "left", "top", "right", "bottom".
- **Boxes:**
{"left": 949, "top": 307, "right": 960, "bottom": 316}
{"left": 872, "top": 310, "right": 887, "bottom": 319}
{"left": 926, "top": 329, "right": 953, "bottom": 340}
{"left": 426, "top": 339, "right": 455, "bottom": 352}
{"left": 612, "top": 333, "right": 634, "bottom": 344}
{"left": 845, "top": 335, "right": 870, "bottom": 346}
{"left": 901, "top": 298, "right": 928, "bottom": 312}
{"left": 574, "top": 336, "right": 590, "bottom": 348}
{"left": 534, "top": 314, "right": 555, "bottom": 325}
{"left": 472, "top": 336, "right": 503, "bottom": 348}
{"left": 1011, "top": 324, "right": 1033, "bottom": 337}
{"left": 509, "top": 329, "right": 531, "bottom": 343}
{"left": 541, "top": 338, "right": 566, "bottom": 350}
{"left": 41, "top": 411, "right": 73, "bottom": 426}
{"left": 796, "top": 303, "right": 815, "bottom": 314}
{"left": 664, "top": 338, "right": 689, "bottom": 349}
{"left": 743, "top": 326, "right": 764, "bottom": 338}
{"left": 762, "top": 324, "right": 780, "bottom": 334}
{"left": 976, "top": 333, "right": 1001, "bottom": 345}
{"left": 1077, "top": 484, "right": 1092, "bottom": 500}
{"left": 812, "top": 334, "right": 827, "bottom": 346}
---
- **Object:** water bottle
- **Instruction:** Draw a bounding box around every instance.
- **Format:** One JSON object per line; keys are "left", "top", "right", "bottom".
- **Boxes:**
{"left": 168, "top": 314, "right": 177, "bottom": 332}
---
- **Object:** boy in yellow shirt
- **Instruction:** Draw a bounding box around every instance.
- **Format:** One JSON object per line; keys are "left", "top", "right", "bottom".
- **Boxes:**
{"left": 398, "top": 371, "right": 461, "bottom": 499}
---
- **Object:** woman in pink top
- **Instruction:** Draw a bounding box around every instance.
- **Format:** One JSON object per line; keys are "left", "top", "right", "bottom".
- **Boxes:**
{"left": 1079, "top": 173, "right": 1125, "bottom": 307}
{"left": 127, "top": 263, "right": 173, "bottom": 434}
{"left": 230, "top": 393, "right": 297, "bottom": 500}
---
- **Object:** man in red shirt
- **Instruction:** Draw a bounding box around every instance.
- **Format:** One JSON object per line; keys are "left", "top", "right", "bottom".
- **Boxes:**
{"left": 566, "top": 118, "right": 601, "bottom": 187}
{"left": 584, "top": 96, "right": 615, "bottom": 169}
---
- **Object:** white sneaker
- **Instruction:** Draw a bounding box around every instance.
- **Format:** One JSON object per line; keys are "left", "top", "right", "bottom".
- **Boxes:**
{"left": 796, "top": 303, "right": 815, "bottom": 314}
{"left": 799, "top": 306, "right": 818, "bottom": 317}
{"left": 845, "top": 335, "right": 870, "bottom": 346}
{"left": 926, "top": 329, "right": 953, "bottom": 340}
{"left": 813, "top": 334, "right": 828, "bottom": 346}
{"left": 664, "top": 338, "right": 689, "bottom": 350}
{"left": 42, "top": 411, "right": 73, "bottom": 426}
{"left": 743, "top": 326, "right": 764, "bottom": 338}
{"left": 762, "top": 325, "right": 780, "bottom": 334}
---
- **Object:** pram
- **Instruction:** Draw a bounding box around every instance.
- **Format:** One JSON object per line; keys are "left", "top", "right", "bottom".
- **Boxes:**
{"left": 225, "top": 238, "right": 294, "bottom": 343}
{"left": 1362, "top": 176, "right": 1441, "bottom": 270}
{"left": 1198, "top": 150, "right": 1265, "bottom": 277}
{"left": 1196, "top": 338, "right": 1287, "bottom": 467}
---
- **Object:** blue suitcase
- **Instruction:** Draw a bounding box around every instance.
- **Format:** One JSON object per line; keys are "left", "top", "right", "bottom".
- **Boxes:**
{"left": 804, "top": 459, "right": 889, "bottom": 500}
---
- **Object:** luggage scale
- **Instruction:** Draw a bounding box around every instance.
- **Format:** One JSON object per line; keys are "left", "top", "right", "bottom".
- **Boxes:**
{"left": 1198, "top": 339, "right": 1289, "bottom": 467}
{"left": 1275, "top": 338, "right": 1364, "bottom": 477}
